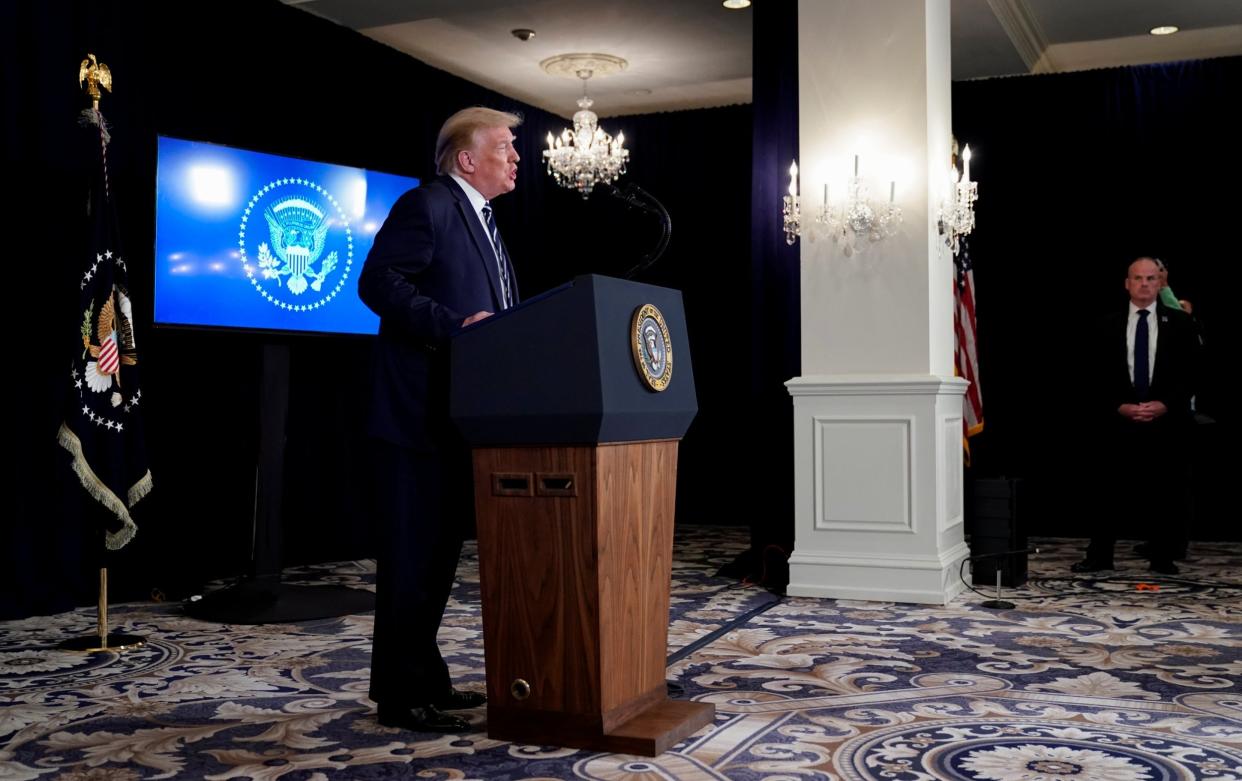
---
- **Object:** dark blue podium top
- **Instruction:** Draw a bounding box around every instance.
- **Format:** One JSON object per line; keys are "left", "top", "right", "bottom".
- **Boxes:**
{"left": 449, "top": 274, "right": 697, "bottom": 446}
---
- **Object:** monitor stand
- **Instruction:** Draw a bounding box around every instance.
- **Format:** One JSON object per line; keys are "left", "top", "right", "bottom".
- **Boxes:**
{"left": 185, "top": 343, "right": 374, "bottom": 623}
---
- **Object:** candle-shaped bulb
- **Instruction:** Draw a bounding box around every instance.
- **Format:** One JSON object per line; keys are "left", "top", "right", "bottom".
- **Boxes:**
{"left": 788, "top": 159, "right": 799, "bottom": 197}
{"left": 616, "top": 131, "right": 625, "bottom": 147}
{"left": 546, "top": 132, "right": 555, "bottom": 150}
{"left": 854, "top": 154, "right": 859, "bottom": 177}
{"left": 823, "top": 183, "right": 828, "bottom": 207}
{"left": 889, "top": 181, "right": 895, "bottom": 203}
{"left": 962, "top": 144, "right": 972, "bottom": 182}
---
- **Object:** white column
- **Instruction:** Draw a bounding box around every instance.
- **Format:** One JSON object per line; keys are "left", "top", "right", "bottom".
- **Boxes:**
{"left": 788, "top": 0, "right": 969, "bottom": 604}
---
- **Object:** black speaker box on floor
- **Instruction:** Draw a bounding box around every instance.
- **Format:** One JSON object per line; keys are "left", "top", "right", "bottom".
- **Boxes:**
{"left": 968, "top": 477, "right": 1027, "bottom": 588}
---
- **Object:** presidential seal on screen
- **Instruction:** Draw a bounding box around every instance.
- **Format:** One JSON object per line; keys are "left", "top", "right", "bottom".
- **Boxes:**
{"left": 631, "top": 304, "right": 673, "bottom": 392}
{"left": 238, "top": 178, "right": 354, "bottom": 313}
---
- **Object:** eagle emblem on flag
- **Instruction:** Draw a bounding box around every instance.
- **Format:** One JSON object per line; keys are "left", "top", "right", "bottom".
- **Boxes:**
{"left": 81, "top": 283, "right": 138, "bottom": 405}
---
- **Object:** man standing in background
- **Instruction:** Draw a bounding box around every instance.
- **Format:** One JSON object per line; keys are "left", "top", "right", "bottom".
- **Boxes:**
{"left": 1073, "top": 257, "right": 1198, "bottom": 576}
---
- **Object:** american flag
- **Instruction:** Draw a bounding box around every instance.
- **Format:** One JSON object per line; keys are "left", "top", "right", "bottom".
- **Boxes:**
{"left": 954, "top": 237, "right": 983, "bottom": 462}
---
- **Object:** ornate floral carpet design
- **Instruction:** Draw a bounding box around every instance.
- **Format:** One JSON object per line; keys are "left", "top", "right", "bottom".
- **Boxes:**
{"left": 3, "top": 529, "right": 1240, "bottom": 781}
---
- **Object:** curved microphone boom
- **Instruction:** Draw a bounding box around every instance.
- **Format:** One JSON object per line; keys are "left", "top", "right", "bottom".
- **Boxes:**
{"left": 598, "top": 182, "right": 672, "bottom": 279}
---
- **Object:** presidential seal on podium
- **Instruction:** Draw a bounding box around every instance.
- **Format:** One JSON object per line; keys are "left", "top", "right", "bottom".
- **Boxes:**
{"left": 631, "top": 303, "right": 673, "bottom": 392}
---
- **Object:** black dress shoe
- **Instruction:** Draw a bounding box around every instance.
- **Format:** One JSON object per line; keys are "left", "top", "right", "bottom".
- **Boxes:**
{"left": 1071, "top": 559, "right": 1113, "bottom": 573}
{"left": 377, "top": 704, "right": 469, "bottom": 733}
{"left": 1149, "top": 560, "right": 1179, "bottom": 575}
{"left": 435, "top": 689, "right": 486, "bottom": 710}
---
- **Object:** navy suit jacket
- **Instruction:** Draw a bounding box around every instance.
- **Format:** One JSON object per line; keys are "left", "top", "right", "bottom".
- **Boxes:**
{"left": 358, "top": 176, "right": 517, "bottom": 449}
{"left": 1093, "top": 302, "right": 1198, "bottom": 430}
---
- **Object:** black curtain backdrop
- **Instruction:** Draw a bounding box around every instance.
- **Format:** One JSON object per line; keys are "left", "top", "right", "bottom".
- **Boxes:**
{"left": 7, "top": 0, "right": 1237, "bottom": 619}
{"left": 745, "top": 0, "right": 800, "bottom": 565}
{"left": 952, "top": 56, "right": 1241, "bottom": 539}
{"left": 2, "top": 0, "right": 753, "bottom": 619}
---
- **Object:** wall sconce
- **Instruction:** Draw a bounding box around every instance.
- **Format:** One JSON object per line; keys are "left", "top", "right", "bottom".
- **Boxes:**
{"left": 782, "top": 156, "right": 902, "bottom": 256}
{"left": 938, "top": 144, "right": 977, "bottom": 255}
{"left": 782, "top": 160, "right": 801, "bottom": 245}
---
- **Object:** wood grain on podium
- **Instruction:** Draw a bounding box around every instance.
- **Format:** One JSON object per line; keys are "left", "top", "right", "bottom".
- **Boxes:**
{"left": 597, "top": 441, "right": 676, "bottom": 728}
{"left": 473, "top": 445, "right": 602, "bottom": 718}
{"left": 473, "top": 440, "right": 714, "bottom": 754}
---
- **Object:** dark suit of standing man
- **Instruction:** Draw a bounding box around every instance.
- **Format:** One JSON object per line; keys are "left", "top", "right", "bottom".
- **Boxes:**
{"left": 1073, "top": 257, "right": 1198, "bottom": 576}
{"left": 358, "top": 107, "right": 522, "bottom": 733}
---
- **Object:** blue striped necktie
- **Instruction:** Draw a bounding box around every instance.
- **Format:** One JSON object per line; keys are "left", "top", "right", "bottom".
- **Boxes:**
{"left": 480, "top": 203, "right": 512, "bottom": 309}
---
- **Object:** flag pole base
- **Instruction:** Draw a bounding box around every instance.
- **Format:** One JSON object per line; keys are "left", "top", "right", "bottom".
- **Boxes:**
{"left": 58, "top": 567, "right": 145, "bottom": 652}
{"left": 58, "top": 633, "right": 145, "bottom": 653}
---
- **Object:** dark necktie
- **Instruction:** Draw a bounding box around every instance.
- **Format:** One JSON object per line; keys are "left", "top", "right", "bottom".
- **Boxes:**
{"left": 1134, "top": 309, "right": 1150, "bottom": 400}
{"left": 480, "top": 204, "right": 512, "bottom": 309}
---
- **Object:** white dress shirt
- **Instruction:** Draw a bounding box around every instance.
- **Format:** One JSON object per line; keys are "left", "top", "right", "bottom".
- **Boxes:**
{"left": 449, "top": 173, "right": 492, "bottom": 239}
{"left": 450, "top": 173, "right": 508, "bottom": 308}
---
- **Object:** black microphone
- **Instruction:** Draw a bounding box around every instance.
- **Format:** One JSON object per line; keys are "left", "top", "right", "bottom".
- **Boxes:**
{"left": 600, "top": 181, "right": 658, "bottom": 215}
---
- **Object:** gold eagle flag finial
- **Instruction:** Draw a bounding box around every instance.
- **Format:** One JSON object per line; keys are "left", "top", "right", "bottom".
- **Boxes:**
{"left": 79, "top": 53, "right": 112, "bottom": 111}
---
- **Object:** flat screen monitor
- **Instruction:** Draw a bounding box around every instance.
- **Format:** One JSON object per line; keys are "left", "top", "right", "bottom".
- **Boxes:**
{"left": 153, "top": 135, "right": 419, "bottom": 336}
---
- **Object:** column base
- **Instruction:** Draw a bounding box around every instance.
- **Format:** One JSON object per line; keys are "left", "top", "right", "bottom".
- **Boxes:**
{"left": 786, "top": 374, "right": 971, "bottom": 605}
{"left": 788, "top": 544, "right": 969, "bottom": 603}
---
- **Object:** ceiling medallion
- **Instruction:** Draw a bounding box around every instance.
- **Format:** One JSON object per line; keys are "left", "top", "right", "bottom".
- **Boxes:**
{"left": 539, "top": 53, "right": 628, "bottom": 79}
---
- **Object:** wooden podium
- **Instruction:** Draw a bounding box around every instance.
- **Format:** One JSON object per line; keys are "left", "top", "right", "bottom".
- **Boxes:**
{"left": 451, "top": 275, "right": 714, "bottom": 755}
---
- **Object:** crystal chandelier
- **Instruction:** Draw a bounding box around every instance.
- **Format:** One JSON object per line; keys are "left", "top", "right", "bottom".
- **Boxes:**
{"left": 938, "top": 144, "right": 977, "bottom": 255}
{"left": 541, "top": 54, "right": 630, "bottom": 198}
{"left": 782, "top": 155, "right": 903, "bottom": 256}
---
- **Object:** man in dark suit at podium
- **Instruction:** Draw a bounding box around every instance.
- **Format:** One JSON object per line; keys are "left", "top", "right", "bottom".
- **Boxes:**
{"left": 1072, "top": 257, "right": 1198, "bottom": 576}
{"left": 358, "top": 107, "right": 522, "bottom": 733}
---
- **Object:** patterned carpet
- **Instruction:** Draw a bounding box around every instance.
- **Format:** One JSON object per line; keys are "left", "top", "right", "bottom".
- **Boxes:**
{"left": 2, "top": 528, "right": 1240, "bottom": 780}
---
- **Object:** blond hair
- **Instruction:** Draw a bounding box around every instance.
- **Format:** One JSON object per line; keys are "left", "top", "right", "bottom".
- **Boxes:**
{"left": 435, "top": 107, "right": 523, "bottom": 175}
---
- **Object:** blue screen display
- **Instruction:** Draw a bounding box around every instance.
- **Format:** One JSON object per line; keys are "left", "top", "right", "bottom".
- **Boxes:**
{"left": 154, "top": 136, "right": 419, "bottom": 335}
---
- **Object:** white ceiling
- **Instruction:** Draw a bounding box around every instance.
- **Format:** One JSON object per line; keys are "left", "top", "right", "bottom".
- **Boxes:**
{"left": 286, "top": 0, "right": 1242, "bottom": 118}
